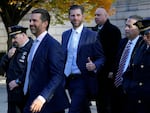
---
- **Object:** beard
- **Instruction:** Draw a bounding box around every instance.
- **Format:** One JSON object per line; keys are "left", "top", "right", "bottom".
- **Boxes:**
{"left": 71, "top": 20, "right": 82, "bottom": 28}
{"left": 30, "top": 27, "right": 37, "bottom": 35}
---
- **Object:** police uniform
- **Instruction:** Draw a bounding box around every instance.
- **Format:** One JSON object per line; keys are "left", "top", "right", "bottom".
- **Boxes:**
{"left": 122, "top": 18, "right": 150, "bottom": 113}
{"left": 0, "top": 25, "right": 33, "bottom": 113}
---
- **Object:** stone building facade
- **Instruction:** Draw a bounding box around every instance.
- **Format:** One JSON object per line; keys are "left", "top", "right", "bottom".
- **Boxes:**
{"left": 111, "top": 0, "right": 150, "bottom": 36}
{"left": 0, "top": 0, "right": 150, "bottom": 52}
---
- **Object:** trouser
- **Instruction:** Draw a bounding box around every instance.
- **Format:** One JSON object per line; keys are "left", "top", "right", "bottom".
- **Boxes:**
{"left": 66, "top": 74, "right": 91, "bottom": 113}
{"left": 111, "top": 86, "right": 127, "bottom": 113}
{"left": 8, "top": 101, "right": 24, "bottom": 113}
{"left": 53, "top": 110, "right": 65, "bottom": 113}
{"left": 96, "top": 94, "right": 112, "bottom": 113}
{"left": 96, "top": 77, "right": 114, "bottom": 113}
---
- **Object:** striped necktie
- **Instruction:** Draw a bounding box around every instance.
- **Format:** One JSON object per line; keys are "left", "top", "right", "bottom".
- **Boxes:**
{"left": 114, "top": 41, "right": 132, "bottom": 87}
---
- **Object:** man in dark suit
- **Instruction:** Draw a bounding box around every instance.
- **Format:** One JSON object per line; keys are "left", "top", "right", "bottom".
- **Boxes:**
{"left": 61, "top": 5, "right": 105, "bottom": 113}
{"left": 23, "top": 8, "right": 69, "bottom": 113}
{"left": 92, "top": 7, "right": 121, "bottom": 113}
{"left": 0, "top": 25, "right": 33, "bottom": 113}
{"left": 112, "top": 15, "right": 143, "bottom": 113}
{"left": 122, "top": 18, "right": 150, "bottom": 113}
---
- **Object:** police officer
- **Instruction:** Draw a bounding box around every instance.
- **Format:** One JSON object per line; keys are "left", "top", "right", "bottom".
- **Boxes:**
{"left": 122, "top": 18, "right": 150, "bottom": 113}
{"left": 0, "top": 25, "right": 33, "bottom": 113}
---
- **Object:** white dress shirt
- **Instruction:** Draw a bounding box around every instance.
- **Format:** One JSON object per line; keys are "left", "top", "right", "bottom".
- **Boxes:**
{"left": 64, "top": 24, "right": 84, "bottom": 76}
{"left": 123, "top": 35, "right": 140, "bottom": 73}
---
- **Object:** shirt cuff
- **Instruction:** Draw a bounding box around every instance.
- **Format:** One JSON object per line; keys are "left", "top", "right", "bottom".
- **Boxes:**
{"left": 37, "top": 95, "right": 46, "bottom": 104}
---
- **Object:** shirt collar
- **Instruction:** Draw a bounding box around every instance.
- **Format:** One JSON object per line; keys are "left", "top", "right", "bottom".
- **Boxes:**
{"left": 129, "top": 35, "right": 140, "bottom": 45}
{"left": 36, "top": 31, "right": 48, "bottom": 42}
{"left": 98, "top": 25, "right": 103, "bottom": 30}
{"left": 147, "top": 45, "right": 150, "bottom": 49}
{"left": 72, "top": 24, "right": 83, "bottom": 34}
{"left": 19, "top": 39, "right": 29, "bottom": 48}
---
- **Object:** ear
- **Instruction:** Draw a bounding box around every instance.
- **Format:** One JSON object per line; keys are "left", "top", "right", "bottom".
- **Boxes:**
{"left": 83, "top": 14, "right": 85, "bottom": 19}
{"left": 22, "top": 32, "right": 26, "bottom": 36}
{"left": 43, "top": 21, "right": 48, "bottom": 28}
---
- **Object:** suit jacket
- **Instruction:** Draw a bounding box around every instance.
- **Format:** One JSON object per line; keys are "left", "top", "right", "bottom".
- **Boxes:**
{"left": 122, "top": 41, "right": 150, "bottom": 113}
{"left": 0, "top": 38, "right": 33, "bottom": 102}
{"left": 113, "top": 36, "right": 143, "bottom": 75}
{"left": 62, "top": 27, "right": 105, "bottom": 98}
{"left": 92, "top": 19, "right": 121, "bottom": 76}
{"left": 24, "top": 33, "right": 69, "bottom": 113}
{"left": 91, "top": 20, "right": 121, "bottom": 97}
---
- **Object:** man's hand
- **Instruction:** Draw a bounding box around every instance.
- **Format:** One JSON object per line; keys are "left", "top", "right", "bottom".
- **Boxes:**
{"left": 108, "top": 72, "right": 114, "bottom": 79}
{"left": 30, "top": 97, "right": 45, "bottom": 113}
{"left": 86, "top": 57, "right": 96, "bottom": 71}
{"left": 8, "top": 47, "right": 16, "bottom": 58}
{"left": 9, "top": 80, "right": 18, "bottom": 90}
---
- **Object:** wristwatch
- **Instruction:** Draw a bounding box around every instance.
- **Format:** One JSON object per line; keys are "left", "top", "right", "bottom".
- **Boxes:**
{"left": 15, "top": 78, "right": 21, "bottom": 85}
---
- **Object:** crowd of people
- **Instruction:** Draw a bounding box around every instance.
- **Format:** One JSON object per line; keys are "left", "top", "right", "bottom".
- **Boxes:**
{"left": 0, "top": 4, "right": 150, "bottom": 113}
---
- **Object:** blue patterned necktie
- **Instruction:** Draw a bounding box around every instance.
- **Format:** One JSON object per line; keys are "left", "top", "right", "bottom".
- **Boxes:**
{"left": 23, "top": 39, "right": 39, "bottom": 95}
{"left": 114, "top": 41, "right": 132, "bottom": 87}
{"left": 64, "top": 31, "right": 77, "bottom": 76}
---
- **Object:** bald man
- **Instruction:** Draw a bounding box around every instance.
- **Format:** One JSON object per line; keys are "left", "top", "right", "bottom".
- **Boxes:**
{"left": 92, "top": 8, "right": 121, "bottom": 113}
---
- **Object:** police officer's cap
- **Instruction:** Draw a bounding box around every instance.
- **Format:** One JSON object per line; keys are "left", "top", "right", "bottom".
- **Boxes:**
{"left": 8, "top": 25, "right": 28, "bottom": 37}
{"left": 134, "top": 17, "right": 150, "bottom": 35}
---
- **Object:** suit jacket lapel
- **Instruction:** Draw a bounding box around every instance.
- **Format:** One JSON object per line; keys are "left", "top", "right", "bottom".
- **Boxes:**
{"left": 78, "top": 27, "right": 87, "bottom": 52}
{"left": 31, "top": 34, "right": 48, "bottom": 65}
{"left": 64, "top": 30, "right": 72, "bottom": 49}
{"left": 119, "top": 38, "right": 128, "bottom": 59}
{"left": 133, "top": 36, "right": 143, "bottom": 52}
{"left": 130, "top": 36, "right": 143, "bottom": 63}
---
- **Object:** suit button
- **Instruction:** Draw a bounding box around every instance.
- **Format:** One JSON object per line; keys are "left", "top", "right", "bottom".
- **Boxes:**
{"left": 140, "top": 65, "right": 144, "bottom": 68}
{"left": 132, "top": 63, "right": 134, "bottom": 67}
{"left": 138, "top": 100, "right": 141, "bottom": 103}
{"left": 139, "top": 82, "right": 143, "bottom": 86}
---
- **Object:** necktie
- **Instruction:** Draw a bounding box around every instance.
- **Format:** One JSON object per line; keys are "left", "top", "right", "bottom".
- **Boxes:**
{"left": 64, "top": 31, "right": 77, "bottom": 76}
{"left": 23, "top": 39, "right": 39, "bottom": 95}
{"left": 114, "top": 41, "right": 132, "bottom": 87}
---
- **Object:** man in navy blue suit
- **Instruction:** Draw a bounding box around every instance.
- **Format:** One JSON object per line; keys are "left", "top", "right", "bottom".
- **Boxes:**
{"left": 23, "top": 8, "right": 69, "bottom": 113}
{"left": 122, "top": 17, "right": 150, "bottom": 113}
{"left": 62, "top": 5, "right": 105, "bottom": 113}
{"left": 112, "top": 15, "right": 143, "bottom": 113}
